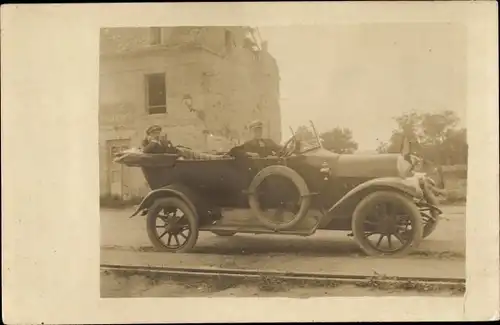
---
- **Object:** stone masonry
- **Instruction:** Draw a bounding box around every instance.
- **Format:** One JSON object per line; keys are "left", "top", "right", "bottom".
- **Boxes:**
{"left": 99, "top": 26, "right": 281, "bottom": 198}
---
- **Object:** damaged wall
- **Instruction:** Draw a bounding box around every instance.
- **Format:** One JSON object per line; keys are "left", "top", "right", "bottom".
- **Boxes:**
{"left": 99, "top": 26, "right": 281, "bottom": 197}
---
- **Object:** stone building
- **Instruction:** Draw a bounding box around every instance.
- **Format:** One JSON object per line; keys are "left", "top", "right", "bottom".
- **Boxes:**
{"left": 99, "top": 26, "right": 281, "bottom": 199}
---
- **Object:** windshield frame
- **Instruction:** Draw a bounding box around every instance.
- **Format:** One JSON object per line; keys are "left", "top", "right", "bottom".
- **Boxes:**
{"left": 286, "top": 120, "right": 323, "bottom": 154}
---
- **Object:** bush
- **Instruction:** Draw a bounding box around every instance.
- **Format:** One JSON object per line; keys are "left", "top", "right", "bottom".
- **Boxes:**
{"left": 439, "top": 166, "right": 467, "bottom": 204}
{"left": 441, "top": 165, "right": 467, "bottom": 173}
{"left": 441, "top": 165, "right": 468, "bottom": 179}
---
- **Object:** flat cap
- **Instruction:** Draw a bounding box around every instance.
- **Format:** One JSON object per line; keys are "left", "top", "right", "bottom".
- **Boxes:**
{"left": 248, "top": 120, "right": 263, "bottom": 129}
{"left": 146, "top": 125, "right": 162, "bottom": 135}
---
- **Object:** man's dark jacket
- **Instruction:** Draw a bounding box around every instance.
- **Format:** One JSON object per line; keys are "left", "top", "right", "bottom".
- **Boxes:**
{"left": 240, "top": 138, "right": 282, "bottom": 157}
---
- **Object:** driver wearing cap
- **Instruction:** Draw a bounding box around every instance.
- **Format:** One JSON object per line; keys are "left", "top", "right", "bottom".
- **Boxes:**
{"left": 241, "top": 120, "right": 282, "bottom": 158}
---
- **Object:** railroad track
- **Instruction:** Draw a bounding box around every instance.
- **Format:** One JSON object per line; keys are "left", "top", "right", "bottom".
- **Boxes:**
{"left": 101, "top": 264, "right": 465, "bottom": 291}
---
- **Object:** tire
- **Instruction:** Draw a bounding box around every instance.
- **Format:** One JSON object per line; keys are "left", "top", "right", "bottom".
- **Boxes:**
{"left": 351, "top": 191, "right": 423, "bottom": 257}
{"left": 422, "top": 180, "right": 440, "bottom": 239}
{"left": 211, "top": 231, "right": 237, "bottom": 237}
{"left": 146, "top": 197, "right": 199, "bottom": 253}
{"left": 248, "top": 165, "right": 311, "bottom": 231}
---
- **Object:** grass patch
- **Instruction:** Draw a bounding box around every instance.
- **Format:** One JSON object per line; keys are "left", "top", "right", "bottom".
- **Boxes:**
{"left": 410, "top": 250, "right": 465, "bottom": 259}
{"left": 103, "top": 269, "right": 465, "bottom": 297}
{"left": 354, "top": 274, "right": 465, "bottom": 295}
{"left": 257, "top": 275, "right": 290, "bottom": 292}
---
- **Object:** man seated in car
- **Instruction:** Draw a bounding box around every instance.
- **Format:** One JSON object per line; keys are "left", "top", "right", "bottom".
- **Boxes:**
{"left": 142, "top": 125, "right": 178, "bottom": 154}
{"left": 240, "top": 120, "right": 283, "bottom": 158}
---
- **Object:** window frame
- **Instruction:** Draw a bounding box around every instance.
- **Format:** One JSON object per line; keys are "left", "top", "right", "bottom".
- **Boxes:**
{"left": 224, "top": 29, "right": 236, "bottom": 52}
{"left": 144, "top": 72, "right": 167, "bottom": 115}
{"left": 149, "top": 27, "right": 162, "bottom": 45}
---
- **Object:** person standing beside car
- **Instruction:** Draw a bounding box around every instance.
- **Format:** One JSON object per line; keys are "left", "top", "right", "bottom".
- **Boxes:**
{"left": 142, "top": 125, "right": 178, "bottom": 154}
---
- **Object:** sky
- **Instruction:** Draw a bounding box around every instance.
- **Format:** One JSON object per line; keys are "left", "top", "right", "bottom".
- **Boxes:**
{"left": 258, "top": 23, "right": 467, "bottom": 151}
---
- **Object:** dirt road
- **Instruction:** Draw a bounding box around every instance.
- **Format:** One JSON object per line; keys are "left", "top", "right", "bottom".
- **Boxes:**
{"left": 100, "top": 204, "right": 465, "bottom": 258}
{"left": 100, "top": 204, "right": 465, "bottom": 297}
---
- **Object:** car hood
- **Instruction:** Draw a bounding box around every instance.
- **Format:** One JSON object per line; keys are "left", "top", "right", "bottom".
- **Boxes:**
{"left": 302, "top": 149, "right": 403, "bottom": 178}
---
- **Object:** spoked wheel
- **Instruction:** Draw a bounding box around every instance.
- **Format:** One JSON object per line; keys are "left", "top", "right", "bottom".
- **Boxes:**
{"left": 146, "top": 197, "right": 199, "bottom": 253}
{"left": 352, "top": 191, "right": 423, "bottom": 257}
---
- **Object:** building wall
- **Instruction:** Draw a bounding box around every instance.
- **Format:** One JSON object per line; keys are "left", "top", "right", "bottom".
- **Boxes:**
{"left": 99, "top": 27, "right": 281, "bottom": 198}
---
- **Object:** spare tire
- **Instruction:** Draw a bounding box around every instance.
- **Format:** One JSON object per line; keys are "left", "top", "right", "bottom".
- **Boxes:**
{"left": 247, "top": 165, "right": 312, "bottom": 231}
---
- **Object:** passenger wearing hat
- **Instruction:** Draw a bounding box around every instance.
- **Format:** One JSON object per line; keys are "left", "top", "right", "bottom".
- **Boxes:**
{"left": 241, "top": 120, "right": 282, "bottom": 158}
{"left": 142, "top": 125, "right": 178, "bottom": 154}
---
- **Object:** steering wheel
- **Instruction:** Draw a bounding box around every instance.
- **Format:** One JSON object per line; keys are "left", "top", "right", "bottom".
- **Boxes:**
{"left": 278, "top": 136, "right": 297, "bottom": 158}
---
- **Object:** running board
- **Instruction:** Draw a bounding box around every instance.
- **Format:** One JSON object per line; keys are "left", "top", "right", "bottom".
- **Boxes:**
{"left": 199, "top": 224, "right": 318, "bottom": 236}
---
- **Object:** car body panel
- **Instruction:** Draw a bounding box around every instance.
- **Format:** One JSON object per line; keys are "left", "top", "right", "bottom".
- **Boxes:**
{"left": 112, "top": 122, "right": 446, "bottom": 257}
{"left": 115, "top": 140, "right": 431, "bottom": 232}
{"left": 298, "top": 148, "right": 403, "bottom": 178}
{"left": 131, "top": 183, "right": 201, "bottom": 218}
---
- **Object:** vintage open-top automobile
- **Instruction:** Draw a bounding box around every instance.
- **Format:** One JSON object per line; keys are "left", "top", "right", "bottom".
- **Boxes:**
{"left": 113, "top": 122, "right": 444, "bottom": 257}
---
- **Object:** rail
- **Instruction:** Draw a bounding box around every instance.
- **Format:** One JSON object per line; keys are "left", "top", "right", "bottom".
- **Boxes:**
{"left": 101, "top": 264, "right": 465, "bottom": 290}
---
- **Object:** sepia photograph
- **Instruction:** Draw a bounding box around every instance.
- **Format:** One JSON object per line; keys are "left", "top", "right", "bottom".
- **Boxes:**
{"left": 2, "top": 2, "right": 498, "bottom": 323}
{"left": 99, "top": 24, "right": 467, "bottom": 298}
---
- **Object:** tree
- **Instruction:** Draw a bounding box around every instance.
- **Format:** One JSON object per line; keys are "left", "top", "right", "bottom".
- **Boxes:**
{"left": 380, "top": 110, "right": 425, "bottom": 154}
{"left": 379, "top": 109, "right": 468, "bottom": 165}
{"left": 376, "top": 141, "right": 390, "bottom": 154}
{"left": 294, "top": 125, "right": 315, "bottom": 142}
{"left": 441, "top": 127, "right": 468, "bottom": 165}
{"left": 320, "top": 127, "right": 359, "bottom": 154}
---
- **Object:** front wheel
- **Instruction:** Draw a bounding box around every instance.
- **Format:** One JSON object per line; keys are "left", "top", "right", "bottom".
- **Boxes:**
{"left": 146, "top": 197, "right": 199, "bottom": 253}
{"left": 351, "top": 191, "right": 423, "bottom": 257}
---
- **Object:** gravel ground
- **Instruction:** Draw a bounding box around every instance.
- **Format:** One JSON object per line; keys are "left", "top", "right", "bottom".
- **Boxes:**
{"left": 101, "top": 271, "right": 463, "bottom": 298}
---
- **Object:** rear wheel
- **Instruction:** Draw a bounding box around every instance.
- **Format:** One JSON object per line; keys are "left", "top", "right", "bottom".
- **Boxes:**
{"left": 351, "top": 191, "right": 423, "bottom": 257}
{"left": 146, "top": 197, "right": 199, "bottom": 253}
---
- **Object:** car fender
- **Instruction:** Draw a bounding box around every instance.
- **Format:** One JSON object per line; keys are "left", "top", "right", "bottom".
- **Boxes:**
{"left": 130, "top": 184, "right": 199, "bottom": 218}
{"left": 327, "top": 177, "right": 423, "bottom": 215}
